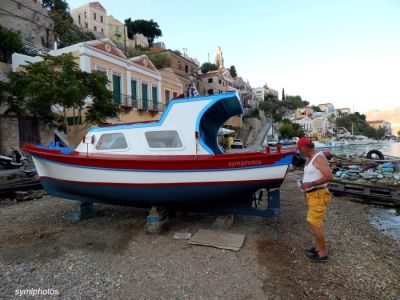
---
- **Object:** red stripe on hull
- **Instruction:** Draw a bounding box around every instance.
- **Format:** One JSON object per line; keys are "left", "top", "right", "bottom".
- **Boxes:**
{"left": 24, "top": 144, "right": 294, "bottom": 171}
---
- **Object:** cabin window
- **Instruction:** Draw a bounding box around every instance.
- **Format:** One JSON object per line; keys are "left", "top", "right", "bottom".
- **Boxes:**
{"left": 145, "top": 131, "right": 183, "bottom": 148}
{"left": 96, "top": 133, "right": 128, "bottom": 150}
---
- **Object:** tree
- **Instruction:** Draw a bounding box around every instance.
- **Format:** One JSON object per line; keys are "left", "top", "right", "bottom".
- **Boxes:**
{"left": 398, "top": 130, "right": 400, "bottom": 136}
{"left": 200, "top": 62, "right": 218, "bottom": 74}
{"left": 42, "top": 0, "right": 94, "bottom": 47}
{"left": 312, "top": 105, "right": 322, "bottom": 112}
{"left": 125, "top": 18, "right": 162, "bottom": 46}
{"left": 282, "top": 88, "right": 285, "bottom": 100}
{"left": 279, "top": 119, "right": 305, "bottom": 138}
{"left": 229, "top": 65, "right": 237, "bottom": 78}
{"left": 0, "top": 25, "right": 24, "bottom": 63}
{"left": 1, "top": 54, "right": 120, "bottom": 146}
{"left": 148, "top": 52, "right": 171, "bottom": 69}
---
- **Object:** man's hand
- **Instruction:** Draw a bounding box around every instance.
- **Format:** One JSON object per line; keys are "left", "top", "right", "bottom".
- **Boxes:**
{"left": 300, "top": 182, "right": 314, "bottom": 190}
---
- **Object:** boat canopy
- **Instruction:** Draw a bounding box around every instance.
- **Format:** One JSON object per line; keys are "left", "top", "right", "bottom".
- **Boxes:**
{"left": 197, "top": 92, "right": 243, "bottom": 154}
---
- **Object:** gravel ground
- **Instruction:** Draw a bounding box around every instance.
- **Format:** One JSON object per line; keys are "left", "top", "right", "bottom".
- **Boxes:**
{"left": 0, "top": 172, "right": 399, "bottom": 299}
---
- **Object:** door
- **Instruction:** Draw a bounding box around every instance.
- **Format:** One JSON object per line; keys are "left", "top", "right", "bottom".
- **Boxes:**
{"left": 112, "top": 75, "right": 121, "bottom": 104}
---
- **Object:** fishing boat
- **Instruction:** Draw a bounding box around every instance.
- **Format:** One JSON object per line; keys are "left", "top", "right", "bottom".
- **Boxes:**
{"left": 24, "top": 92, "right": 294, "bottom": 208}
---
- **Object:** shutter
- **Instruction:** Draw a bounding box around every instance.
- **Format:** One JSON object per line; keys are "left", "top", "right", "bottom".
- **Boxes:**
{"left": 113, "top": 75, "right": 121, "bottom": 104}
{"left": 131, "top": 80, "right": 137, "bottom": 100}
{"left": 142, "top": 83, "right": 148, "bottom": 108}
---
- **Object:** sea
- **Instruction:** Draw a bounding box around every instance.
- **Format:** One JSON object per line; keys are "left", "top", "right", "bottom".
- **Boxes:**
{"left": 328, "top": 141, "right": 400, "bottom": 158}
{"left": 328, "top": 141, "right": 400, "bottom": 243}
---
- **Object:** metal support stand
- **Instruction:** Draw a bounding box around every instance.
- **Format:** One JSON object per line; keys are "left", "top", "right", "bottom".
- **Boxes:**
{"left": 68, "top": 201, "right": 96, "bottom": 220}
{"left": 146, "top": 206, "right": 169, "bottom": 235}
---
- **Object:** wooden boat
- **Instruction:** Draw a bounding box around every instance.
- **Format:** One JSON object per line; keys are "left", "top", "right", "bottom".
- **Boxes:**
{"left": 24, "top": 92, "right": 294, "bottom": 208}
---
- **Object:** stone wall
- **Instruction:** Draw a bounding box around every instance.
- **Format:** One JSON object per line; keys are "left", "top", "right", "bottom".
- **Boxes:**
{"left": 0, "top": 0, "right": 55, "bottom": 48}
{"left": 0, "top": 116, "right": 19, "bottom": 155}
{"left": 0, "top": 116, "right": 53, "bottom": 155}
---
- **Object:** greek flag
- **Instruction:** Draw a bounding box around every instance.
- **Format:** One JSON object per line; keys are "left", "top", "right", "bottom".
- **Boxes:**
{"left": 188, "top": 82, "right": 200, "bottom": 97}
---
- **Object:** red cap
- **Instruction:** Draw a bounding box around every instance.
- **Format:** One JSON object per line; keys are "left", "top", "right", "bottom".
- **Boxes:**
{"left": 296, "top": 137, "right": 312, "bottom": 150}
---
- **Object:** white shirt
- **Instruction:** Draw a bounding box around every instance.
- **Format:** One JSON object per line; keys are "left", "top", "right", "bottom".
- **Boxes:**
{"left": 303, "top": 152, "right": 327, "bottom": 191}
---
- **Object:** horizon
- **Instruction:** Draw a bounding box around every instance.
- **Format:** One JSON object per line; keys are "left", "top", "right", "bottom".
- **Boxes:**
{"left": 67, "top": 0, "right": 400, "bottom": 113}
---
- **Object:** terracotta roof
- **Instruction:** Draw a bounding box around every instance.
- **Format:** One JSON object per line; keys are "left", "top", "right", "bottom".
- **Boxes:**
{"left": 129, "top": 55, "right": 158, "bottom": 72}
{"left": 89, "top": 2, "right": 106, "bottom": 11}
{"left": 90, "top": 41, "right": 126, "bottom": 59}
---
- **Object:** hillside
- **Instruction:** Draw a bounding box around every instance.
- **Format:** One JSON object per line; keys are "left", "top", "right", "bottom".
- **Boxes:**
{"left": 365, "top": 108, "right": 400, "bottom": 136}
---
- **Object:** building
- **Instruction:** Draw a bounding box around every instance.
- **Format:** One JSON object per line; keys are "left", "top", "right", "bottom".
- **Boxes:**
{"left": 367, "top": 120, "right": 392, "bottom": 136}
{"left": 318, "top": 103, "right": 336, "bottom": 115}
{"left": 153, "top": 49, "right": 199, "bottom": 92}
{"left": 71, "top": 1, "right": 108, "bottom": 37}
{"left": 12, "top": 39, "right": 163, "bottom": 145}
{"left": 234, "top": 77, "right": 253, "bottom": 108}
{"left": 0, "top": 0, "right": 55, "bottom": 49}
{"left": 134, "top": 33, "right": 149, "bottom": 48}
{"left": 215, "top": 46, "right": 224, "bottom": 69}
{"left": 337, "top": 107, "right": 351, "bottom": 116}
{"left": 295, "top": 107, "right": 314, "bottom": 118}
{"left": 107, "top": 15, "right": 134, "bottom": 50}
{"left": 265, "top": 88, "right": 278, "bottom": 99}
{"left": 199, "top": 68, "right": 236, "bottom": 96}
{"left": 159, "top": 68, "right": 184, "bottom": 107}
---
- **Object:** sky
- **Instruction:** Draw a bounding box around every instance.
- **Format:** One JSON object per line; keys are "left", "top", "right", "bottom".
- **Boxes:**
{"left": 67, "top": 0, "right": 400, "bottom": 113}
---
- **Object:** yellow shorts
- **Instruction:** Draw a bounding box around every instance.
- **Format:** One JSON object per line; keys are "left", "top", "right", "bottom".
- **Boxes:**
{"left": 305, "top": 188, "right": 331, "bottom": 227}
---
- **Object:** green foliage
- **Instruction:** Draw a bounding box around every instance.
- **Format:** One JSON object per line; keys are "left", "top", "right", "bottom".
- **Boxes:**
{"left": 336, "top": 113, "right": 384, "bottom": 138}
{"left": 200, "top": 62, "right": 218, "bottom": 74}
{"left": 312, "top": 105, "right": 322, "bottom": 112}
{"left": 282, "top": 88, "right": 285, "bottom": 100}
{"left": 1, "top": 54, "right": 119, "bottom": 144}
{"left": 43, "top": 0, "right": 95, "bottom": 47}
{"left": 278, "top": 119, "right": 305, "bottom": 138}
{"left": 125, "top": 18, "right": 162, "bottom": 46}
{"left": 173, "top": 50, "right": 182, "bottom": 56}
{"left": 148, "top": 53, "right": 171, "bottom": 69}
{"left": 282, "top": 95, "right": 304, "bottom": 109}
{"left": 398, "top": 130, "right": 400, "bottom": 136}
{"left": 229, "top": 65, "right": 237, "bottom": 78}
{"left": 58, "top": 25, "right": 96, "bottom": 48}
{"left": 0, "top": 25, "right": 24, "bottom": 63}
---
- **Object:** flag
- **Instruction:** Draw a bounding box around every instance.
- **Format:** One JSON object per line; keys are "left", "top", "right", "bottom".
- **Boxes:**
{"left": 188, "top": 82, "right": 200, "bottom": 97}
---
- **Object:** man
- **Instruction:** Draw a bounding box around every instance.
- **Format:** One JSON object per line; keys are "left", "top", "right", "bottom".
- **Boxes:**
{"left": 297, "top": 137, "right": 333, "bottom": 262}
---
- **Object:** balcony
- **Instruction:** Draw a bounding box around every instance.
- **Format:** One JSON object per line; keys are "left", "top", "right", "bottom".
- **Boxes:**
{"left": 136, "top": 99, "right": 164, "bottom": 112}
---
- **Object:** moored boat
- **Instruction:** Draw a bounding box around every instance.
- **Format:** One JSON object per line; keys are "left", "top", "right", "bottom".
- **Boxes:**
{"left": 24, "top": 92, "right": 294, "bottom": 208}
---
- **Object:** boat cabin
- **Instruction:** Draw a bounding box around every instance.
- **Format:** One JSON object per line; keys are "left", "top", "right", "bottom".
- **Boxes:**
{"left": 75, "top": 92, "right": 243, "bottom": 156}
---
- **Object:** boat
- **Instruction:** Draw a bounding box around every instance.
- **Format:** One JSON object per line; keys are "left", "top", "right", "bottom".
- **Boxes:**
{"left": 24, "top": 92, "right": 295, "bottom": 208}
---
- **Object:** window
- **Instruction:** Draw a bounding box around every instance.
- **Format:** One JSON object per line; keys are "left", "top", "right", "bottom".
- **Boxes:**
{"left": 85, "top": 23, "right": 88, "bottom": 28}
{"left": 100, "top": 15, "right": 103, "bottom": 23}
{"left": 185, "top": 65, "right": 188, "bottom": 73}
{"left": 94, "top": 25, "right": 97, "bottom": 31}
{"left": 208, "top": 78, "right": 213, "bottom": 83}
{"left": 131, "top": 79, "right": 137, "bottom": 100}
{"left": 165, "top": 90, "right": 171, "bottom": 104}
{"left": 142, "top": 83, "right": 148, "bottom": 108}
{"left": 101, "top": 28, "right": 104, "bottom": 34}
{"left": 152, "top": 86, "right": 158, "bottom": 105}
{"left": 78, "top": 15, "right": 81, "bottom": 25}
{"left": 96, "top": 133, "right": 128, "bottom": 150}
{"left": 84, "top": 11, "right": 86, "bottom": 18}
{"left": 94, "top": 13, "right": 97, "bottom": 20}
{"left": 219, "top": 79, "right": 222, "bottom": 84}
{"left": 112, "top": 74, "right": 121, "bottom": 104}
{"left": 145, "top": 131, "right": 183, "bottom": 148}
{"left": 208, "top": 89, "right": 214, "bottom": 95}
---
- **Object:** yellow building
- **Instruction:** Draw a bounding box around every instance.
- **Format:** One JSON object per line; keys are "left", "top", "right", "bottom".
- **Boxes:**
{"left": 107, "top": 15, "right": 135, "bottom": 50}
{"left": 71, "top": 2, "right": 108, "bottom": 36}
{"left": 12, "top": 39, "right": 162, "bottom": 145}
{"left": 160, "top": 68, "right": 184, "bottom": 107}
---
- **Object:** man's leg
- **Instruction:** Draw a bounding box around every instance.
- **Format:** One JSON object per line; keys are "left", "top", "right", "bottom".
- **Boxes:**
{"left": 309, "top": 223, "right": 327, "bottom": 256}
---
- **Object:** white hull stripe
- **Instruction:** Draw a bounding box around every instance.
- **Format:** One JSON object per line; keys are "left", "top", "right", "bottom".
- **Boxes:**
{"left": 34, "top": 157, "right": 288, "bottom": 185}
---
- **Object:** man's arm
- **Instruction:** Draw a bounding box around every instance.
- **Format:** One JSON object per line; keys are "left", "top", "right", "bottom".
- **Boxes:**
{"left": 311, "top": 155, "right": 333, "bottom": 186}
